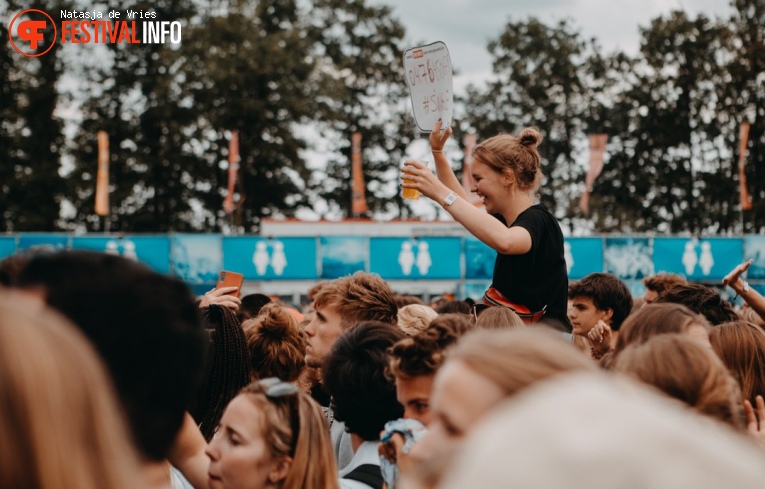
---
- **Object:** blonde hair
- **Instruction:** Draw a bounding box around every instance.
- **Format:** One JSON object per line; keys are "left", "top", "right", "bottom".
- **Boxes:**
{"left": 0, "top": 293, "right": 142, "bottom": 489}
{"left": 474, "top": 306, "right": 525, "bottom": 330}
{"left": 447, "top": 328, "right": 594, "bottom": 396}
{"left": 472, "top": 128, "right": 544, "bottom": 192}
{"left": 397, "top": 304, "right": 438, "bottom": 336}
{"left": 238, "top": 382, "right": 339, "bottom": 489}
{"left": 613, "top": 334, "right": 744, "bottom": 429}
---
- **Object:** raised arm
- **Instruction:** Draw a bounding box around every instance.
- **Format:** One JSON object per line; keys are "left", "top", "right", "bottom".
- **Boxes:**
{"left": 429, "top": 120, "right": 470, "bottom": 201}
{"left": 723, "top": 259, "right": 765, "bottom": 320}
{"left": 401, "top": 160, "right": 531, "bottom": 255}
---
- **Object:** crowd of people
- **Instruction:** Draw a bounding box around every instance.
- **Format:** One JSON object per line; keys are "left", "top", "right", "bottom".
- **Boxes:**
{"left": 2, "top": 125, "right": 765, "bottom": 489}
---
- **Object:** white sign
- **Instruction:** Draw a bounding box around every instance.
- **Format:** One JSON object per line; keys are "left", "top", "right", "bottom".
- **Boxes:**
{"left": 403, "top": 41, "right": 453, "bottom": 132}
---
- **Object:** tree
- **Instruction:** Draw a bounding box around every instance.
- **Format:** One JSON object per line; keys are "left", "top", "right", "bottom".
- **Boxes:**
{"left": 307, "top": 0, "right": 414, "bottom": 218}
{"left": 67, "top": 0, "right": 208, "bottom": 232}
{"left": 464, "top": 18, "right": 593, "bottom": 231}
{"left": 0, "top": 1, "right": 70, "bottom": 231}
{"left": 590, "top": 12, "right": 731, "bottom": 233}
{"left": 722, "top": 0, "right": 765, "bottom": 232}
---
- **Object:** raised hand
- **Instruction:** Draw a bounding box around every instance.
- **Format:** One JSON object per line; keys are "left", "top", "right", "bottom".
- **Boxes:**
{"left": 723, "top": 259, "right": 753, "bottom": 287}
{"left": 199, "top": 286, "right": 241, "bottom": 311}
{"left": 429, "top": 119, "right": 453, "bottom": 152}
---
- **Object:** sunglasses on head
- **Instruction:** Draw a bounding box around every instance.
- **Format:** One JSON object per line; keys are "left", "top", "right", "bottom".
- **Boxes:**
{"left": 258, "top": 378, "right": 300, "bottom": 456}
{"left": 471, "top": 303, "right": 491, "bottom": 320}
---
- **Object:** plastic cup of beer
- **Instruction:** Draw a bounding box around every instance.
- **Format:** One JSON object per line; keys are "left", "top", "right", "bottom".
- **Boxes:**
{"left": 401, "top": 161, "right": 420, "bottom": 200}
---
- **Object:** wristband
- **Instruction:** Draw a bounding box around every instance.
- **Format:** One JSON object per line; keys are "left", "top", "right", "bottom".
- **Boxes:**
{"left": 431, "top": 149, "right": 444, "bottom": 154}
{"left": 442, "top": 192, "right": 458, "bottom": 208}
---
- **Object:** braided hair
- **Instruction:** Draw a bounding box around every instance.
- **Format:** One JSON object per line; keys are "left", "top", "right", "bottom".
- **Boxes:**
{"left": 189, "top": 305, "right": 251, "bottom": 441}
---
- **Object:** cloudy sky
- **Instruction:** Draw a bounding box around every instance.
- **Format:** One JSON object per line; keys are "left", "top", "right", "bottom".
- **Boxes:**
{"left": 372, "top": 0, "right": 735, "bottom": 94}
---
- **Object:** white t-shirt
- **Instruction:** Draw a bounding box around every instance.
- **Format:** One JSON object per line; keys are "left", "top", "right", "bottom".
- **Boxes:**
{"left": 338, "top": 440, "right": 381, "bottom": 489}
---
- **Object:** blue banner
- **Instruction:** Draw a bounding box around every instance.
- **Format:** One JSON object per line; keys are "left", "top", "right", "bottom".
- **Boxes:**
{"left": 18, "top": 234, "right": 68, "bottom": 252}
{"left": 653, "top": 238, "right": 743, "bottom": 281}
{"left": 223, "top": 237, "right": 317, "bottom": 280}
{"left": 565, "top": 238, "right": 604, "bottom": 279}
{"left": 623, "top": 280, "right": 646, "bottom": 301}
{"left": 744, "top": 236, "right": 765, "bottom": 280}
{"left": 71, "top": 236, "right": 171, "bottom": 274}
{"left": 464, "top": 237, "right": 495, "bottom": 280}
{"left": 320, "top": 236, "right": 367, "bottom": 279}
{"left": 0, "top": 237, "right": 15, "bottom": 260}
{"left": 604, "top": 237, "right": 653, "bottom": 280}
{"left": 172, "top": 234, "right": 222, "bottom": 284}
{"left": 464, "top": 281, "right": 492, "bottom": 301}
{"left": 370, "top": 237, "right": 462, "bottom": 280}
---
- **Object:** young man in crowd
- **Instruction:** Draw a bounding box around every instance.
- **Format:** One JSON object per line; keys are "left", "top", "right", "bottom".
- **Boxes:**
{"left": 568, "top": 272, "right": 633, "bottom": 359}
{"left": 323, "top": 322, "right": 405, "bottom": 489}
{"left": 303, "top": 271, "right": 398, "bottom": 470}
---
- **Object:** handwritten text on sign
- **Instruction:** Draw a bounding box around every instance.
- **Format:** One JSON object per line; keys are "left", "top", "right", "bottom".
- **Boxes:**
{"left": 403, "top": 42, "right": 453, "bottom": 132}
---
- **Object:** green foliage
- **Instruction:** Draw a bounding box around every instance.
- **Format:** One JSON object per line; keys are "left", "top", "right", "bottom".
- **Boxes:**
{"left": 1, "top": 0, "right": 763, "bottom": 233}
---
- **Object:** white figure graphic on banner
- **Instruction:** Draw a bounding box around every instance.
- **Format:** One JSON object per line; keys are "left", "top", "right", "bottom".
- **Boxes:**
{"left": 699, "top": 242, "right": 715, "bottom": 275}
{"left": 122, "top": 241, "right": 138, "bottom": 261}
{"left": 564, "top": 242, "right": 574, "bottom": 275}
{"left": 416, "top": 241, "right": 432, "bottom": 275}
{"left": 271, "top": 241, "right": 287, "bottom": 276}
{"left": 682, "top": 241, "right": 698, "bottom": 276}
{"left": 253, "top": 241, "right": 270, "bottom": 275}
{"left": 105, "top": 240, "right": 120, "bottom": 255}
{"left": 398, "top": 242, "right": 415, "bottom": 276}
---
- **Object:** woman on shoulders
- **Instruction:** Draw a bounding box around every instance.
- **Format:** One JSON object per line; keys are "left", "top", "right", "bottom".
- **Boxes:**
{"left": 402, "top": 121, "right": 570, "bottom": 331}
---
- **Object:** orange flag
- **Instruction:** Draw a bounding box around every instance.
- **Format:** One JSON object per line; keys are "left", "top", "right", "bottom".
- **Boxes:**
{"left": 351, "top": 132, "right": 369, "bottom": 216}
{"left": 224, "top": 131, "right": 240, "bottom": 215}
{"left": 95, "top": 131, "right": 109, "bottom": 216}
{"left": 579, "top": 134, "right": 608, "bottom": 216}
{"left": 739, "top": 122, "right": 752, "bottom": 211}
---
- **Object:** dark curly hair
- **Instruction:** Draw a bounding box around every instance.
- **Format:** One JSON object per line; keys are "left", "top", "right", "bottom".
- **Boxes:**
{"left": 389, "top": 313, "right": 473, "bottom": 380}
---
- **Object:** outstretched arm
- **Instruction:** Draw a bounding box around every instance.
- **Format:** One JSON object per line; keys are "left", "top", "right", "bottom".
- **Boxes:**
{"left": 723, "top": 259, "right": 765, "bottom": 320}
{"left": 401, "top": 160, "right": 531, "bottom": 255}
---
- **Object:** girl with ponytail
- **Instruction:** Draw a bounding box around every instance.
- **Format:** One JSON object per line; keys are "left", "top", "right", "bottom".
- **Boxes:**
{"left": 402, "top": 121, "right": 570, "bottom": 330}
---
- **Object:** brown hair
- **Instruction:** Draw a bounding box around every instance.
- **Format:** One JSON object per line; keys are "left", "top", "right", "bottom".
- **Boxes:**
{"left": 475, "top": 306, "right": 525, "bottom": 330}
{"left": 568, "top": 273, "right": 633, "bottom": 331}
{"left": 472, "top": 128, "right": 544, "bottom": 192}
{"left": 613, "top": 334, "right": 745, "bottom": 429}
{"left": 656, "top": 283, "right": 738, "bottom": 325}
{"left": 642, "top": 274, "right": 687, "bottom": 294}
{"left": 397, "top": 304, "right": 438, "bottom": 336}
{"left": 389, "top": 313, "right": 473, "bottom": 380}
{"left": 243, "top": 303, "right": 306, "bottom": 383}
{"left": 238, "top": 382, "right": 339, "bottom": 489}
{"left": 0, "top": 293, "right": 142, "bottom": 489}
{"left": 447, "top": 328, "right": 594, "bottom": 396}
{"left": 614, "top": 303, "right": 710, "bottom": 355}
{"left": 710, "top": 321, "right": 765, "bottom": 406}
{"left": 312, "top": 272, "right": 398, "bottom": 328}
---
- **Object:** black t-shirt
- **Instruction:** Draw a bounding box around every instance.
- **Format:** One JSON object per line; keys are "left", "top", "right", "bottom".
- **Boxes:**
{"left": 491, "top": 204, "right": 571, "bottom": 332}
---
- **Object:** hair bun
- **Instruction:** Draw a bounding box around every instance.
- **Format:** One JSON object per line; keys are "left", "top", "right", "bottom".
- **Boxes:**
{"left": 519, "top": 127, "right": 542, "bottom": 148}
